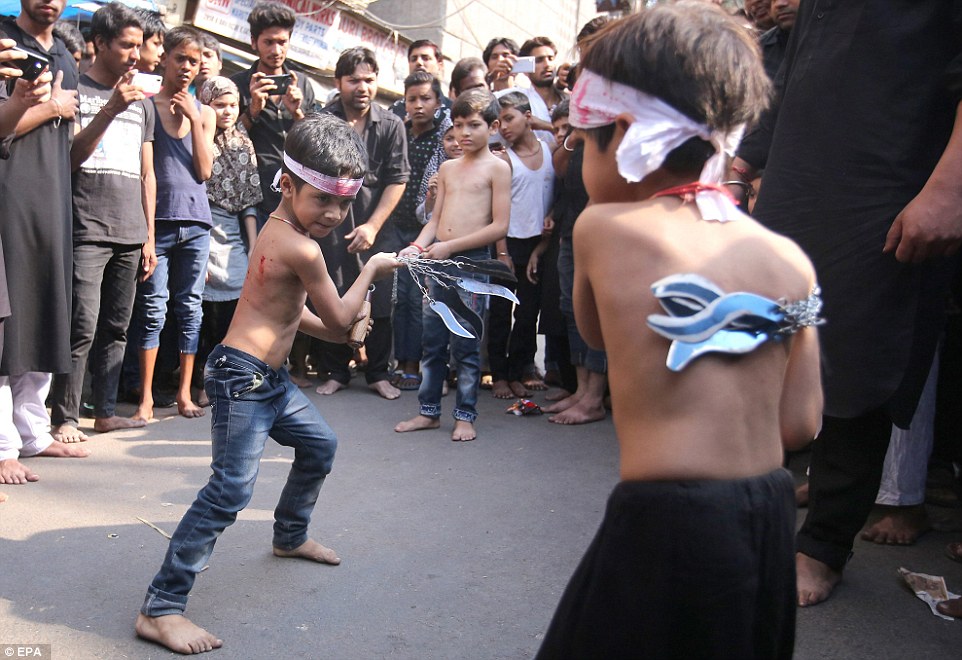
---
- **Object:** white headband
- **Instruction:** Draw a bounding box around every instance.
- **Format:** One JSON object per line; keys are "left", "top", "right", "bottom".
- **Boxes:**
{"left": 570, "top": 68, "right": 744, "bottom": 222}
{"left": 271, "top": 153, "right": 363, "bottom": 197}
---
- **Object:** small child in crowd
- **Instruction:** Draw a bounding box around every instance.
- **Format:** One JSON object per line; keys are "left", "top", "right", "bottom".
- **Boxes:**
{"left": 131, "top": 26, "right": 215, "bottom": 422}
{"left": 535, "top": 4, "right": 822, "bottom": 658}
{"left": 488, "top": 91, "right": 555, "bottom": 399}
{"left": 135, "top": 112, "right": 400, "bottom": 654}
{"left": 194, "top": 76, "right": 261, "bottom": 406}
{"left": 394, "top": 89, "right": 511, "bottom": 442}
{"left": 391, "top": 70, "right": 446, "bottom": 391}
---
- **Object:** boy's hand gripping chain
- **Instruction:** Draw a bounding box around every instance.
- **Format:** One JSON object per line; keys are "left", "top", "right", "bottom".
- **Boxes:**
{"left": 347, "top": 285, "right": 374, "bottom": 349}
{"left": 397, "top": 255, "right": 520, "bottom": 339}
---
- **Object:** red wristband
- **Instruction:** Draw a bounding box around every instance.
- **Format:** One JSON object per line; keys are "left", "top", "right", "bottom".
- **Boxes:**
{"left": 409, "top": 242, "right": 425, "bottom": 253}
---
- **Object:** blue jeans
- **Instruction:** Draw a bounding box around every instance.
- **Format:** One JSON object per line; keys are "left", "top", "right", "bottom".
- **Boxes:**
{"left": 136, "top": 221, "right": 210, "bottom": 354}
{"left": 558, "top": 237, "right": 607, "bottom": 374}
{"left": 418, "top": 249, "right": 488, "bottom": 423}
{"left": 141, "top": 345, "right": 338, "bottom": 616}
{"left": 393, "top": 227, "right": 425, "bottom": 364}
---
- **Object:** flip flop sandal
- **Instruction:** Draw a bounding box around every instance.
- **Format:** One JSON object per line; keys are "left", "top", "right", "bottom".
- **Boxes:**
{"left": 396, "top": 373, "right": 422, "bottom": 391}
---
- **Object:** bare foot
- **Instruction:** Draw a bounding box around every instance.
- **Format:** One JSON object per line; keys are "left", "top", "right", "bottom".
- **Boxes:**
{"left": 52, "top": 423, "right": 89, "bottom": 443}
{"left": 315, "top": 379, "right": 347, "bottom": 395}
{"left": 394, "top": 415, "right": 441, "bottom": 433}
{"left": 289, "top": 373, "right": 312, "bottom": 388}
{"left": 93, "top": 416, "right": 147, "bottom": 433}
{"left": 135, "top": 612, "right": 223, "bottom": 654}
{"left": 0, "top": 491, "right": 7, "bottom": 503}
{"left": 936, "top": 597, "right": 962, "bottom": 618}
{"left": 860, "top": 504, "right": 931, "bottom": 545}
{"left": 37, "top": 440, "right": 91, "bottom": 458}
{"left": 796, "top": 552, "right": 841, "bottom": 607}
{"left": 508, "top": 381, "right": 529, "bottom": 398}
{"left": 273, "top": 538, "right": 341, "bottom": 565}
{"left": 795, "top": 482, "right": 809, "bottom": 507}
{"left": 522, "top": 376, "right": 548, "bottom": 392}
{"left": 549, "top": 399, "right": 606, "bottom": 425}
{"left": 132, "top": 401, "right": 154, "bottom": 423}
{"left": 544, "top": 387, "right": 571, "bottom": 402}
{"left": 543, "top": 391, "right": 582, "bottom": 414}
{"left": 491, "top": 380, "right": 514, "bottom": 399}
{"left": 178, "top": 398, "right": 206, "bottom": 419}
{"left": 0, "top": 458, "right": 40, "bottom": 484}
{"left": 368, "top": 380, "right": 400, "bottom": 400}
{"left": 451, "top": 420, "right": 476, "bottom": 442}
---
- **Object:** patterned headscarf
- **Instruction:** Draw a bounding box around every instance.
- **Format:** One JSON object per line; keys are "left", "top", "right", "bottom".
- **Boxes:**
{"left": 418, "top": 111, "right": 454, "bottom": 205}
{"left": 200, "top": 76, "right": 263, "bottom": 213}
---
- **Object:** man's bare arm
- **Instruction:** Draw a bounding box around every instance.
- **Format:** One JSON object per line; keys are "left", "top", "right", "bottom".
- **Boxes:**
{"left": 140, "top": 142, "right": 158, "bottom": 281}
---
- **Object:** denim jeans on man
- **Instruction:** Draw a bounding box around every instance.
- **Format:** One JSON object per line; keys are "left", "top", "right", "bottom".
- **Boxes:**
{"left": 141, "top": 345, "right": 338, "bottom": 616}
{"left": 136, "top": 221, "right": 210, "bottom": 354}
{"left": 51, "top": 243, "right": 140, "bottom": 426}
{"left": 558, "top": 236, "right": 607, "bottom": 374}
{"left": 418, "top": 248, "right": 489, "bottom": 423}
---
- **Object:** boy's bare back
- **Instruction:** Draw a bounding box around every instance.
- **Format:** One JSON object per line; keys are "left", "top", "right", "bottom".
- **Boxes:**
{"left": 574, "top": 200, "right": 822, "bottom": 482}
{"left": 435, "top": 151, "right": 510, "bottom": 245}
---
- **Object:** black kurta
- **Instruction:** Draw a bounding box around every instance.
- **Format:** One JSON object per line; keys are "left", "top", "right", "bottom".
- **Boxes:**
{"left": 0, "top": 18, "right": 77, "bottom": 375}
{"left": 751, "top": 0, "right": 962, "bottom": 427}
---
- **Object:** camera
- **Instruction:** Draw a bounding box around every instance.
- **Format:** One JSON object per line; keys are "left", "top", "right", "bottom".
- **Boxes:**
{"left": 9, "top": 45, "right": 49, "bottom": 82}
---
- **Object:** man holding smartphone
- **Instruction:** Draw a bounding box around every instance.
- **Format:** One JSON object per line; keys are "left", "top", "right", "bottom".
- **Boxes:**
{"left": 0, "top": 0, "right": 88, "bottom": 489}
{"left": 231, "top": 1, "right": 315, "bottom": 231}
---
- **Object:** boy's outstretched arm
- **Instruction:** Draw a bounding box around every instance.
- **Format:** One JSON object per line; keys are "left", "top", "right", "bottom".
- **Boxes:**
{"left": 298, "top": 306, "right": 365, "bottom": 343}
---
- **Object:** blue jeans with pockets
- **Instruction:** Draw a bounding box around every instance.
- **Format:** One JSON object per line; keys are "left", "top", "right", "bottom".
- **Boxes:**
{"left": 141, "top": 345, "right": 338, "bottom": 616}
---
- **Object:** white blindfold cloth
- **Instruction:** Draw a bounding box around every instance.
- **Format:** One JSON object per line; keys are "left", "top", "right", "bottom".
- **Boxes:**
{"left": 272, "top": 153, "right": 363, "bottom": 197}
{"left": 569, "top": 68, "right": 745, "bottom": 222}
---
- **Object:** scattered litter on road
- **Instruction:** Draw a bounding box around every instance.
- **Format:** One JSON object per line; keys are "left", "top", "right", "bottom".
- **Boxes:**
{"left": 899, "top": 567, "right": 959, "bottom": 620}
{"left": 107, "top": 533, "right": 119, "bottom": 539}
{"left": 136, "top": 516, "right": 173, "bottom": 539}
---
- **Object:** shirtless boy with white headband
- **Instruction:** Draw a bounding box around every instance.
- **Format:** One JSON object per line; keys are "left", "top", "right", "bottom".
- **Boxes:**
{"left": 136, "top": 113, "right": 400, "bottom": 655}
{"left": 535, "top": 5, "right": 823, "bottom": 658}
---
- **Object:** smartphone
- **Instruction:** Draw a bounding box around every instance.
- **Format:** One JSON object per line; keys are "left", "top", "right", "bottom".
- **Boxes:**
{"left": 10, "top": 44, "right": 49, "bottom": 82}
{"left": 510, "top": 56, "right": 536, "bottom": 74}
{"left": 131, "top": 72, "right": 162, "bottom": 96}
{"left": 263, "top": 73, "right": 292, "bottom": 96}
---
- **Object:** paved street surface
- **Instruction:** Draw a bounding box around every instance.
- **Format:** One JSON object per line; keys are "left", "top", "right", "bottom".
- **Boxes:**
{"left": 1, "top": 380, "right": 960, "bottom": 659}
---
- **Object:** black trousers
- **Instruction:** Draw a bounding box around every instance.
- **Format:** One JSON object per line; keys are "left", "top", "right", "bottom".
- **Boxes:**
{"left": 488, "top": 236, "right": 542, "bottom": 382}
{"left": 796, "top": 408, "right": 892, "bottom": 570}
{"left": 315, "top": 315, "right": 392, "bottom": 385}
{"left": 537, "top": 470, "right": 797, "bottom": 660}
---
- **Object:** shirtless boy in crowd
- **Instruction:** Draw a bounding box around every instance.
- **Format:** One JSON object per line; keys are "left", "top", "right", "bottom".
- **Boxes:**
{"left": 394, "top": 89, "right": 511, "bottom": 441}
{"left": 135, "top": 113, "right": 399, "bottom": 654}
{"left": 535, "top": 5, "right": 822, "bottom": 658}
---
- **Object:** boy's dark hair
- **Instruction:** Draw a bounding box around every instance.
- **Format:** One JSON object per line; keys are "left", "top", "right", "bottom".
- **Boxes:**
{"left": 134, "top": 9, "right": 165, "bottom": 40}
{"left": 404, "top": 70, "right": 441, "bottom": 100}
{"left": 408, "top": 39, "right": 441, "bottom": 61}
{"left": 334, "top": 46, "right": 379, "bottom": 79}
{"left": 451, "top": 88, "right": 500, "bottom": 125}
{"left": 89, "top": 1, "right": 143, "bottom": 51}
{"left": 53, "top": 20, "right": 85, "bottom": 56}
{"left": 283, "top": 113, "right": 366, "bottom": 189}
{"left": 519, "top": 36, "right": 556, "bottom": 57}
{"left": 164, "top": 26, "right": 203, "bottom": 55}
{"left": 247, "top": 1, "right": 296, "bottom": 41}
{"left": 577, "top": 16, "right": 610, "bottom": 44}
{"left": 580, "top": 2, "right": 770, "bottom": 175}
{"left": 550, "top": 97, "right": 570, "bottom": 122}
{"left": 481, "top": 37, "right": 518, "bottom": 66}
{"left": 450, "top": 57, "right": 485, "bottom": 96}
{"left": 200, "top": 32, "right": 222, "bottom": 61}
{"left": 497, "top": 91, "right": 530, "bottom": 115}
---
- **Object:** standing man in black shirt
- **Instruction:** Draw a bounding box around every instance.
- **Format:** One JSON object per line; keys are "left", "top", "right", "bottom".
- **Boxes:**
{"left": 318, "top": 46, "right": 409, "bottom": 399}
{"left": 232, "top": 1, "right": 315, "bottom": 232}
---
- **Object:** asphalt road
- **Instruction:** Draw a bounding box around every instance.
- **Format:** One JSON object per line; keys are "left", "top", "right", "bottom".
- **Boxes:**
{"left": 0, "top": 380, "right": 959, "bottom": 659}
